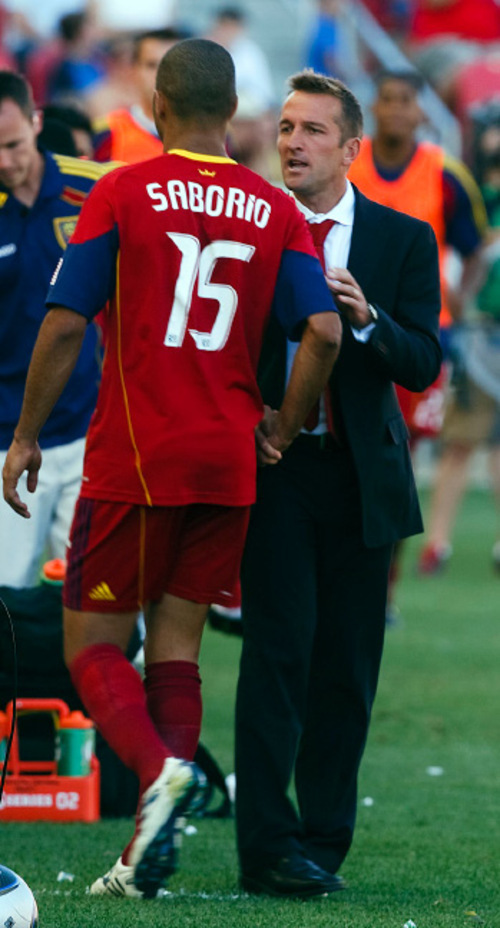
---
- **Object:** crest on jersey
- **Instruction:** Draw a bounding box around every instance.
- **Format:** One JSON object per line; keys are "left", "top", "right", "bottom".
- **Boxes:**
{"left": 53, "top": 216, "right": 78, "bottom": 249}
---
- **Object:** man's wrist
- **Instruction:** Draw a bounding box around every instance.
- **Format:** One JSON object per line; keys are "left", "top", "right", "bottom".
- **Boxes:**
{"left": 353, "top": 303, "right": 377, "bottom": 330}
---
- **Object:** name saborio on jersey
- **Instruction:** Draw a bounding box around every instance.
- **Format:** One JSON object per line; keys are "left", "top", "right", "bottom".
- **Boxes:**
{"left": 146, "top": 180, "right": 272, "bottom": 228}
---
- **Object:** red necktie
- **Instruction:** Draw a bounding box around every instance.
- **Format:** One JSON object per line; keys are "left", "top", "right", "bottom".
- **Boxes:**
{"left": 310, "top": 219, "right": 335, "bottom": 271}
{"left": 304, "top": 219, "right": 336, "bottom": 432}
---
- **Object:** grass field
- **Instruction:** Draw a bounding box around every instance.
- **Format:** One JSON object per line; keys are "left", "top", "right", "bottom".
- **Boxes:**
{"left": 1, "top": 488, "right": 499, "bottom": 928}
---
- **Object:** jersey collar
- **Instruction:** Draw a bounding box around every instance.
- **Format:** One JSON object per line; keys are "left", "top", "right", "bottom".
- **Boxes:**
{"left": 167, "top": 148, "right": 236, "bottom": 165}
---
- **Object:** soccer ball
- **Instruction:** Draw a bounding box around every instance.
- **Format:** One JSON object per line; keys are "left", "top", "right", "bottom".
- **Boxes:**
{"left": 0, "top": 865, "right": 38, "bottom": 927}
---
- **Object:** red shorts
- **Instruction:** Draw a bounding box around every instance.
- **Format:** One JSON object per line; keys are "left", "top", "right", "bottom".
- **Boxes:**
{"left": 63, "top": 499, "right": 250, "bottom": 613}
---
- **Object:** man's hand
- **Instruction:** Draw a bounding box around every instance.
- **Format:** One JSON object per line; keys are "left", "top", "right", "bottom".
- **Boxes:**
{"left": 255, "top": 406, "right": 286, "bottom": 466}
{"left": 2, "top": 437, "right": 42, "bottom": 517}
{"left": 326, "top": 267, "right": 372, "bottom": 329}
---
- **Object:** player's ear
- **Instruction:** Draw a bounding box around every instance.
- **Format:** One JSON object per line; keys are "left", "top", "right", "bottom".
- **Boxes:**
{"left": 153, "top": 89, "right": 168, "bottom": 136}
{"left": 229, "top": 95, "right": 238, "bottom": 122}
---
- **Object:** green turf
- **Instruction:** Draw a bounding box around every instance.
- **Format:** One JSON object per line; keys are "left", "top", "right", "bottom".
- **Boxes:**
{"left": 1, "top": 489, "right": 498, "bottom": 928}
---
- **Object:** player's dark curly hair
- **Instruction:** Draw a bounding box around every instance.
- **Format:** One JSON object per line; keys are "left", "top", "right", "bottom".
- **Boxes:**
{"left": 287, "top": 70, "right": 363, "bottom": 144}
{"left": 0, "top": 71, "right": 33, "bottom": 120}
{"left": 156, "top": 38, "right": 237, "bottom": 123}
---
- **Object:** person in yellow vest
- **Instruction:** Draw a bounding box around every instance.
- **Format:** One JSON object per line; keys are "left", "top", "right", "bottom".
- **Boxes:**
{"left": 93, "top": 28, "right": 186, "bottom": 164}
{"left": 348, "top": 69, "right": 487, "bottom": 603}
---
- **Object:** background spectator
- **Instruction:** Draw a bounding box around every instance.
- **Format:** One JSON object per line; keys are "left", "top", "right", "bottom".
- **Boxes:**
{"left": 0, "top": 70, "right": 114, "bottom": 588}
{"left": 304, "top": 0, "right": 343, "bottom": 78}
{"left": 42, "top": 101, "right": 94, "bottom": 156}
{"left": 348, "top": 69, "right": 487, "bottom": 616}
{"left": 94, "top": 0, "right": 177, "bottom": 35}
{"left": 407, "top": 0, "right": 500, "bottom": 107}
{"left": 47, "top": 11, "right": 107, "bottom": 104}
{"left": 92, "top": 27, "right": 185, "bottom": 163}
{"left": 418, "top": 150, "right": 500, "bottom": 574}
{"left": 207, "top": 6, "right": 275, "bottom": 113}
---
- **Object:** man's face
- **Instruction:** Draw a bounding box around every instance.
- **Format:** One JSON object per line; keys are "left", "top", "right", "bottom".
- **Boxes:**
{"left": 372, "top": 79, "right": 423, "bottom": 144}
{"left": 0, "top": 99, "right": 40, "bottom": 192}
{"left": 135, "top": 38, "right": 177, "bottom": 111}
{"left": 278, "top": 91, "right": 353, "bottom": 205}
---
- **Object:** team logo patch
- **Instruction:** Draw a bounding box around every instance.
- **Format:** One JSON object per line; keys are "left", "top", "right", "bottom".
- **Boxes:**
{"left": 88, "top": 582, "right": 117, "bottom": 602}
{"left": 199, "top": 169, "right": 216, "bottom": 177}
{"left": 0, "top": 192, "right": 8, "bottom": 208}
{"left": 53, "top": 216, "right": 78, "bottom": 250}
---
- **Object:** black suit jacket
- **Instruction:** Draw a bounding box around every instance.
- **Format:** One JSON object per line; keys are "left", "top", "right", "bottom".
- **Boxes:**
{"left": 258, "top": 186, "right": 442, "bottom": 548}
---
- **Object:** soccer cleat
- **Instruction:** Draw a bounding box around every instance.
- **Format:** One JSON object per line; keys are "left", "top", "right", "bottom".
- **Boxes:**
{"left": 89, "top": 856, "right": 144, "bottom": 898}
{"left": 130, "top": 756, "right": 206, "bottom": 898}
{"left": 417, "top": 543, "right": 452, "bottom": 575}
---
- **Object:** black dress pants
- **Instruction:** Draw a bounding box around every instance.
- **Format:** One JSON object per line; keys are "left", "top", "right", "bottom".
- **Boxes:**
{"left": 235, "top": 437, "right": 393, "bottom": 874}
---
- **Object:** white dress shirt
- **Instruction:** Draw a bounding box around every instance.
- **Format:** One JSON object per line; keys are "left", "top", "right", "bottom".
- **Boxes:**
{"left": 286, "top": 181, "right": 374, "bottom": 434}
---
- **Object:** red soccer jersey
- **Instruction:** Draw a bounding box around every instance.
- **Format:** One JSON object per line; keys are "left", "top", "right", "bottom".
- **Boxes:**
{"left": 48, "top": 149, "right": 335, "bottom": 507}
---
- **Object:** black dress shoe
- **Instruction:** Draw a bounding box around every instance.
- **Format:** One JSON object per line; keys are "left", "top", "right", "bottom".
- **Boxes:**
{"left": 240, "top": 854, "right": 346, "bottom": 899}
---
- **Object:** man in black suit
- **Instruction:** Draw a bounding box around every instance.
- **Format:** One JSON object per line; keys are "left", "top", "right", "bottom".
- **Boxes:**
{"left": 235, "top": 71, "right": 442, "bottom": 899}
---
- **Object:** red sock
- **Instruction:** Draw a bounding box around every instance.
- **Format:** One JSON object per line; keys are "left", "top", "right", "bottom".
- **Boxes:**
{"left": 69, "top": 643, "right": 170, "bottom": 795}
{"left": 145, "top": 660, "right": 202, "bottom": 761}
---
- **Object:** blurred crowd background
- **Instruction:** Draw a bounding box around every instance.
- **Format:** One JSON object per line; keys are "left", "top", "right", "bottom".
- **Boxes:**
{"left": 3, "top": 0, "right": 500, "bottom": 179}
{"left": 1, "top": 0, "right": 500, "bottom": 577}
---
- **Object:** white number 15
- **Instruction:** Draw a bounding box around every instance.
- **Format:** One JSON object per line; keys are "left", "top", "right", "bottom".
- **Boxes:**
{"left": 164, "top": 233, "right": 255, "bottom": 352}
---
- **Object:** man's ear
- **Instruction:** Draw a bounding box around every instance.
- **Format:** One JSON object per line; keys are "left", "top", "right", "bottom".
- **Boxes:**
{"left": 343, "top": 136, "right": 360, "bottom": 166}
{"left": 33, "top": 110, "right": 43, "bottom": 138}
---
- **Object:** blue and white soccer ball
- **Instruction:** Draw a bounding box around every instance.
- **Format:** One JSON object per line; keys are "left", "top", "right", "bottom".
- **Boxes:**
{"left": 0, "top": 865, "right": 38, "bottom": 927}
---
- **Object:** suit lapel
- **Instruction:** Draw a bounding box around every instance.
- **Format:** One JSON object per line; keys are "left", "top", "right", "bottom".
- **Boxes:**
{"left": 348, "top": 186, "right": 390, "bottom": 293}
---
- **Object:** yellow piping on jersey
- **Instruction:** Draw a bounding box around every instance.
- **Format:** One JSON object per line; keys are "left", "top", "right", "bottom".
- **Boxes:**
{"left": 443, "top": 152, "right": 488, "bottom": 235}
{"left": 53, "top": 153, "right": 120, "bottom": 179}
{"left": 115, "top": 251, "right": 153, "bottom": 507}
{"left": 167, "top": 148, "right": 236, "bottom": 164}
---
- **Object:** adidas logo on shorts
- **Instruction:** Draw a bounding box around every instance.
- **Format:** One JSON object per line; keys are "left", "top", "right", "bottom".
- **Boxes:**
{"left": 88, "top": 582, "right": 116, "bottom": 601}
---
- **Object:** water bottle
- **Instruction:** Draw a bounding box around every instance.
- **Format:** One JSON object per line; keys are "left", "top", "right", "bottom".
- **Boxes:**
{"left": 56, "top": 711, "right": 95, "bottom": 776}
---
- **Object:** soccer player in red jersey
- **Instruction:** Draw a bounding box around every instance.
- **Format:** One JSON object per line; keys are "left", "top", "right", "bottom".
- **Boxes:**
{"left": 2, "top": 39, "right": 341, "bottom": 898}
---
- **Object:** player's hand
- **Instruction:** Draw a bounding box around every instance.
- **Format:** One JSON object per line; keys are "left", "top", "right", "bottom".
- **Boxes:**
{"left": 255, "top": 406, "right": 284, "bottom": 466}
{"left": 2, "top": 438, "right": 42, "bottom": 518}
{"left": 326, "top": 267, "right": 371, "bottom": 329}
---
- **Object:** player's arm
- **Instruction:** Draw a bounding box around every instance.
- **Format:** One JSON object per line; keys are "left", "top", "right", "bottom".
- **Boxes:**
{"left": 257, "top": 241, "right": 342, "bottom": 462}
{"left": 260, "top": 312, "right": 341, "bottom": 463}
{"left": 3, "top": 308, "right": 87, "bottom": 517}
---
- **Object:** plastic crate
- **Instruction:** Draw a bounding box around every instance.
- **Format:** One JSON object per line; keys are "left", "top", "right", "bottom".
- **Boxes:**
{"left": 0, "top": 698, "right": 100, "bottom": 822}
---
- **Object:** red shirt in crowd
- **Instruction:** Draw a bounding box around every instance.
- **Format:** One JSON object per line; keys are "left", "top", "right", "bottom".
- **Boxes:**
{"left": 411, "top": 0, "right": 500, "bottom": 44}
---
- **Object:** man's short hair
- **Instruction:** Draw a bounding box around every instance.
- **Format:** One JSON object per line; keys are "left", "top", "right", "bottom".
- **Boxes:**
{"left": 287, "top": 70, "right": 363, "bottom": 142}
{"left": 59, "top": 11, "right": 87, "bottom": 42}
{"left": 0, "top": 71, "right": 34, "bottom": 120}
{"left": 156, "top": 38, "right": 237, "bottom": 123}
{"left": 375, "top": 69, "right": 424, "bottom": 95}
{"left": 133, "top": 27, "right": 189, "bottom": 62}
